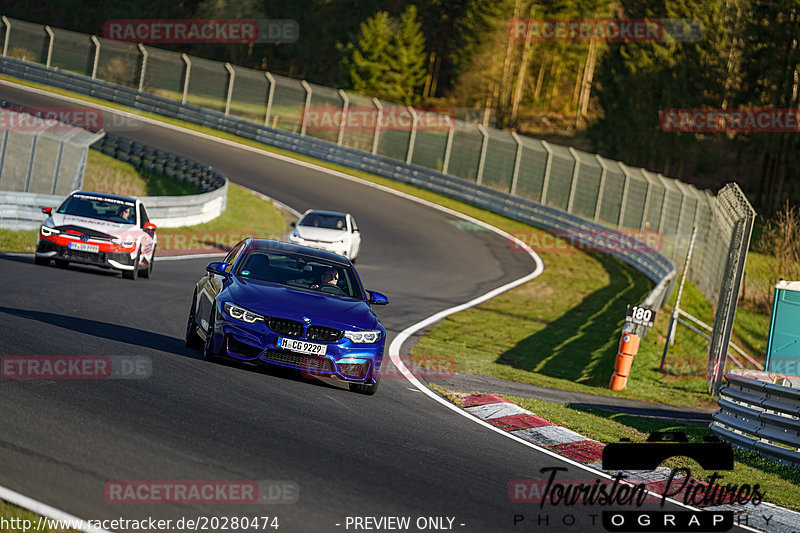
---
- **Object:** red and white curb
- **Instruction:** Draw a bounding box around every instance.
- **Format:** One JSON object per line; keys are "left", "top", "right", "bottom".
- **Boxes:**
{"left": 455, "top": 392, "right": 800, "bottom": 533}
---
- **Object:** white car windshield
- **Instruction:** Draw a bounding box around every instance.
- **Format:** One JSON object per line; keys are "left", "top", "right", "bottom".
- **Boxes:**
{"left": 298, "top": 213, "right": 346, "bottom": 231}
{"left": 58, "top": 194, "right": 136, "bottom": 224}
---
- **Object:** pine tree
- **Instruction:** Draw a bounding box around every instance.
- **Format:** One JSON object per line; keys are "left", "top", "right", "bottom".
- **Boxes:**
{"left": 345, "top": 12, "right": 395, "bottom": 98}
{"left": 385, "top": 5, "right": 428, "bottom": 104}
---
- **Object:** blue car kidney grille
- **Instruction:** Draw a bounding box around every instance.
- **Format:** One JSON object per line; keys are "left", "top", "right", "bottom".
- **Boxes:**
{"left": 268, "top": 317, "right": 303, "bottom": 337}
{"left": 306, "top": 325, "right": 342, "bottom": 342}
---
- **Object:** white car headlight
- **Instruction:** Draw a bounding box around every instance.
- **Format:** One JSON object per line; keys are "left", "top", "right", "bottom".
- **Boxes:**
{"left": 344, "top": 330, "right": 381, "bottom": 344}
{"left": 40, "top": 225, "right": 60, "bottom": 237}
{"left": 224, "top": 302, "right": 265, "bottom": 324}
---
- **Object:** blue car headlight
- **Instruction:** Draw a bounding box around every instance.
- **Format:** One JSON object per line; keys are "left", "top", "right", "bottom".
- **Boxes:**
{"left": 344, "top": 330, "right": 381, "bottom": 344}
{"left": 224, "top": 302, "right": 265, "bottom": 324}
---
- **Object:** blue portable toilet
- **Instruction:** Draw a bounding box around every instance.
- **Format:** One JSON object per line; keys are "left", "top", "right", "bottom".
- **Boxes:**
{"left": 765, "top": 280, "right": 800, "bottom": 375}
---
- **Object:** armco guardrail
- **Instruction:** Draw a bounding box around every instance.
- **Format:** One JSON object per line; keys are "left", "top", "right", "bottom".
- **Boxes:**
{"left": 0, "top": 55, "right": 676, "bottom": 309}
{"left": 711, "top": 370, "right": 800, "bottom": 469}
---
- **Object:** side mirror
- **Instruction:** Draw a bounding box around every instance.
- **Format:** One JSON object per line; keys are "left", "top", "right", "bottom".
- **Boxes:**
{"left": 41, "top": 207, "right": 52, "bottom": 215}
{"left": 290, "top": 221, "right": 296, "bottom": 228}
{"left": 367, "top": 290, "right": 389, "bottom": 305}
{"left": 144, "top": 221, "right": 157, "bottom": 231}
{"left": 205, "top": 261, "right": 231, "bottom": 276}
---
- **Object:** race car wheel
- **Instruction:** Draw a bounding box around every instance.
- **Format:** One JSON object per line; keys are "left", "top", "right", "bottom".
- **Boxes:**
{"left": 34, "top": 256, "right": 50, "bottom": 266}
{"left": 123, "top": 250, "right": 140, "bottom": 280}
{"left": 203, "top": 307, "right": 219, "bottom": 362}
{"left": 140, "top": 246, "right": 155, "bottom": 279}
{"left": 185, "top": 291, "right": 203, "bottom": 349}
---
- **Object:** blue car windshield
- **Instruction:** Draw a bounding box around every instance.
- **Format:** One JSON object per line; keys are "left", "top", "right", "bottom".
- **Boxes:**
{"left": 236, "top": 251, "right": 363, "bottom": 300}
{"left": 57, "top": 194, "right": 136, "bottom": 224}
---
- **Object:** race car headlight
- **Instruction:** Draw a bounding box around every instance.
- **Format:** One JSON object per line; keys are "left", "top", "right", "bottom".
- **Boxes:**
{"left": 224, "top": 302, "right": 265, "bottom": 324}
{"left": 40, "top": 225, "right": 59, "bottom": 237}
{"left": 113, "top": 238, "right": 136, "bottom": 248}
{"left": 344, "top": 330, "right": 381, "bottom": 344}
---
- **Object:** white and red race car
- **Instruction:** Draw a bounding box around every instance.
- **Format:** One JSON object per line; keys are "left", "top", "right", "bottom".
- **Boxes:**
{"left": 35, "top": 191, "right": 157, "bottom": 280}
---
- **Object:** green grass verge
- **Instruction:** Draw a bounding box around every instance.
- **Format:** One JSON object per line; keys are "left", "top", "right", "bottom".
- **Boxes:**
{"left": 0, "top": 499, "right": 76, "bottom": 532}
{"left": 437, "top": 386, "right": 800, "bottom": 511}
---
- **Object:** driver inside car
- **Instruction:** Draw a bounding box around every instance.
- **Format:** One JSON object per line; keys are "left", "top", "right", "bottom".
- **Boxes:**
{"left": 309, "top": 268, "right": 338, "bottom": 290}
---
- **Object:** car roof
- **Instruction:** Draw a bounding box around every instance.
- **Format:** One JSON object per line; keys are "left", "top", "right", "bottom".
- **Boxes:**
{"left": 71, "top": 190, "right": 138, "bottom": 204}
{"left": 301, "top": 209, "right": 349, "bottom": 218}
{"left": 247, "top": 238, "right": 352, "bottom": 265}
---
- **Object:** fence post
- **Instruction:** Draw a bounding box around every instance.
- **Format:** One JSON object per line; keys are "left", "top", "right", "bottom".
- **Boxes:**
{"left": 510, "top": 131, "right": 523, "bottom": 195}
{"left": 476, "top": 125, "right": 489, "bottom": 185}
{"left": 617, "top": 162, "right": 631, "bottom": 229}
{"left": 44, "top": 26, "right": 54, "bottom": 68}
{"left": 51, "top": 141, "right": 64, "bottom": 195}
{"left": 0, "top": 130, "right": 9, "bottom": 185}
{"left": 137, "top": 44, "right": 148, "bottom": 91}
{"left": 1, "top": 17, "right": 10, "bottom": 57}
{"left": 90, "top": 36, "right": 101, "bottom": 80}
{"left": 24, "top": 134, "right": 39, "bottom": 192}
{"left": 406, "top": 106, "right": 418, "bottom": 164}
{"left": 300, "top": 80, "right": 312, "bottom": 136}
{"left": 594, "top": 154, "right": 608, "bottom": 223}
{"left": 224, "top": 63, "right": 235, "bottom": 116}
{"left": 540, "top": 140, "right": 553, "bottom": 205}
{"left": 442, "top": 119, "right": 454, "bottom": 175}
{"left": 371, "top": 98, "right": 382, "bottom": 155}
{"left": 640, "top": 174, "right": 653, "bottom": 231}
{"left": 264, "top": 72, "right": 275, "bottom": 127}
{"left": 337, "top": 90, "right": 348, "bottom": 146}
{"left": 180, "top": 53, "right": 191, "bottom": 104}
{"left": 566, "top": 147, "right": 581, "bottom": 214}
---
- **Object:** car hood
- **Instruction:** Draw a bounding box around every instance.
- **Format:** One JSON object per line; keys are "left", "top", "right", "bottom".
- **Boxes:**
{"left": 228, "top": 279, "right": 378, "bottom": 331}
{"left": 50, "top": 213, "right": 139, "bottom": 239}
{"left": 293, "top": 226, "right": 347, "bottom": 243}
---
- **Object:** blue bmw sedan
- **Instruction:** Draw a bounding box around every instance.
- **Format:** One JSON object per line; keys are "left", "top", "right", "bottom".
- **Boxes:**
{"left": 185, "top": 239, "right": 389, "bottom": 395}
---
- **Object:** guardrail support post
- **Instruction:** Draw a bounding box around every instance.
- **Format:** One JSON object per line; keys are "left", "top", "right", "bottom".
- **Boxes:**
{"left": 300, "top": 80, "right": 312, "bottom": 136}
{"left": 476, "top": 125, "right": 489, "bottom": 185}
{"left": 180, "top": 53, "right": 191, "bottom": 105}
{"left": 510, "top": 131, "right": 523, "bottom": 195}
{"left": 540, "top": 140, "right": 553, "bottom": 205}
{"left": 371, "top": 98, "right": 382, "bottom": 155}
{"left": 640, "top": 175, "right": 653, "bottom": 231}
{"left": 90, "top": 36, "right": 101, "bottom": 80}
{"left": 224, "top": 63, "right": 235, "bottom": 116}
{"left": 406, "top": 106, "right": 418, "bottom": 165}
{"left": 44, "top": 26, "right": 54, "bottom": 68}
{"left": 264, "top": 72, "right": 275, "bottom": 127}
{"left": 337, "top": 90, "right": 349, "bottom": 146}
{"left": 24, "top": 135, "right": 39, "bottom": 193}
{"left": 442, "top": 120, "right": 454, "bottom": 175}
{"left": 1, "top": 17, "right": 10, "bottom": 57}
{"left": 137, "top": 44, "right": 148, "bottom": 91}
{"left": 594, "top": 154, "right": 608, "bottom": 223}
{"left": 0, "top": 130, "right": 9, "bottom": 185}
{"left": 566, "top": 147, "right": 581, "bottom": 214}
{"left": 617, "top": 162, "right": 631, "bottom": 229}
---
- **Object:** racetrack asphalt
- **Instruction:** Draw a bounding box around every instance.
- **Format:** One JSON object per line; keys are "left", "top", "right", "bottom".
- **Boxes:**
{"left": 0, "top": 82, "right": 755, "bottom": 533}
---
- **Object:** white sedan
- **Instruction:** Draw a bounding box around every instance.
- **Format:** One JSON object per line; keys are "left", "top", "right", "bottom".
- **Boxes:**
{"left": 287, "top": 210, "right": 361, "bottom": 261}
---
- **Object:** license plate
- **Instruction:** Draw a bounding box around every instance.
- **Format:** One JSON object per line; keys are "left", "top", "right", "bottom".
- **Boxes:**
{"left": 68, "top": 241, "right": 99, "bottom": 253}
{"left": 279, "top": 338, "right": 327, "bottom": 356}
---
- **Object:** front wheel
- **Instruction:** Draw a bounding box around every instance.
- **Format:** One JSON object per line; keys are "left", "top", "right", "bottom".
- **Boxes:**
{"left": 203, "top": 307, "right": 219, "bottom": 362}
{"left": 122, "top": 250, "right": 140, "bottom": 280}
{"left": 185, "top": 291, "right": 203, "bottom": 349}
{"left": 140, "top": 245, "right": 155, "bottom": 279}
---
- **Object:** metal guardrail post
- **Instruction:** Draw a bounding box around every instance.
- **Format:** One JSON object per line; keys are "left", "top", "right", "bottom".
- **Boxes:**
{"left": 51, "top": 141, "right": 64, "bottom": 195}
{"left": 566, "top": 147, "right": 581, "bottom": 214}
{"left": 337, "top": 90, "right": 348, "bottom": 146}
{"left": 594, "top": 154, "right": 608, "bottom": 223}
{"left": 442, "top": 119, "right": 454, "bottom": 175}
{"left": 24, "top": 134, "right": 39, "bottom": 192}
{"left": 0, "top": 130, "right": 8, "bottom": 185}
{"left": 300, "top": 80, "right": 312, "bottom": 136}
{"left": 44, "top": 26, "right": 54, "bottom": 68}
{"left": 510, "top": 131, "right": 523, "bottom": 195}
{"left": 640, "top": 174, "right": 653, "bottom": 231}
{"left": 476, "top": 124, "right": 489, "bottom": 185}
{"left": 617, "top": 162, "right": 632, "bottom": 229}
{"left": 406, "top": 106, "right": 418, "bottom": 164}
{"left": 137, "top": 44, "right": 147, "bottom": 91}
{"left": 1, "top": 17, "right": 10, "bottom": 57}
{"left": 656, "top": 174, "right": 670, "bottom": 237}
{"left": 371, "top": 98, "right": 382, "bottom": 155}
{"left": 264, "top": 72, "right": 275, "bottom": 127}
{"left": 180, "top": 53, "right": 191, "bottom": 105}
{"left": 224, "top": 63, "right": 235, "bottom": 116}
{"left": 540, "top": 140, "right": 553, "bottom": 205}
